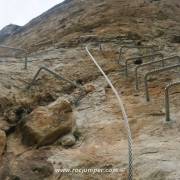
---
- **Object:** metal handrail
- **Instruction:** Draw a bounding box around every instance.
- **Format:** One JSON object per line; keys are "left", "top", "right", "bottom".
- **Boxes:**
{"left": 26, "top": 67, "right": 85, "bottom": 104}
{"left": 125, "top": 53, "right": 164, "bottom": 77}
{"left": 86, "top": 45, "right": 133, "bottom": 180}
{"left": 144, "top": 64, "right": 180, "bottom": 101}
{"left": 0, "top": 45, "right": 28, "bottom": 69}
{"left": 118, "top": 45, "right": 158, "bottom": 64}
{"left": 165, "top": 81, "right": 180, "bottom": 121}
{"left": 135, "top": 56, "right": 180, "bottom": 90}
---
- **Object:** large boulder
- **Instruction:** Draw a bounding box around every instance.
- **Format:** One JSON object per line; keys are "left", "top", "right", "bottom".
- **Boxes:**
{"left": 21, "top": 98, "right": 75, "bottom": 147}
{"left": 0, "top": 130, "right": 6, "bottom": 157}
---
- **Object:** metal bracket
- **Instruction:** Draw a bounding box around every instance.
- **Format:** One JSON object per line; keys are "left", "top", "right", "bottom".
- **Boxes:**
{"left": 118, "top": 45, "right": 159, "bottom": 64}
{"left": 135, "top": 56, "right": 180, "bottom": 90}
{"left": 144, "top": 64, "right": 180, "bottom": 101}
{"left": 125, "top": 53, "right": 164, "bottom": 77}
{"left": 165, "top": 81, "right": 180, "bottom": 121}
{"left": 26, "top": 67, "right": 85, "bottom": 105}
{"left": 0, "top": 45, "right": 28, "bottom": 69}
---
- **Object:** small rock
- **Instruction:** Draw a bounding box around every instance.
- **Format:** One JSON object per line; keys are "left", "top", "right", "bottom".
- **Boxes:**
{"left": 84, "top": 84, "right": 96, "bottom": 93}
{"left": 4, "top": 108, "right": 17, "bottom": 124}
{"left": 60, "top": 134, "right": 76, "bottom": 147}
{"left": 0, "top": 117, "right": 11, "bottom": 132}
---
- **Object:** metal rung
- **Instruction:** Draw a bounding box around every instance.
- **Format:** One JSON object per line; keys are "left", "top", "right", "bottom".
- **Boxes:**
{"left": 26, "top": 67, "right": 85, "bottom": 105}
{"left": 165, "top": 81, "right": 180, "bottom": 121}
{"left": 144, "top": 64, "right": 180, "bottom": 101}
{"left": 118, "top": 45, "right": 159, "bottom": 64}
{"left": 0, "top": 45, "right": 28, "bottom": 69}
{"left": 135, "top": 56, "right": 180, "bottom": 90}
{"left": 125, "top": 53, "right": 164, "bottom": 77}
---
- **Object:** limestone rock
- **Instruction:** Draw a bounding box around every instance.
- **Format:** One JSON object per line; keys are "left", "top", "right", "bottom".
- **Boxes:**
{"left": 21, "top": 98, "right": 75, "bottom": 146}
{"left": 84, "top": 84, "right": 96, "bottom": 93}
{"left": 0, "top": 117, "right": 11, "bottom": 132}
{"left": 4, "top": 108, "right": 17, "bottom": 124}
{"left": 8, "top": 151, "right": 53, "bottom": 180}
{"left": 60, "top": 134, "right": 76, "bottom": 147}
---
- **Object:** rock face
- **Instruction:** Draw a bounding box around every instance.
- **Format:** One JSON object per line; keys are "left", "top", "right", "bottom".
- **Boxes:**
{"left": 0, "top": 24, "right": 21, "bottom": 42}
{"left": 0, "top": 0, "right": 179, "bottom": 179}
{"left": 4, "top": 151, "right": 54, "bottom": 180}
{"left": 0, "top": 130, "right": 6, "bottom": 157}
{"left": 21, "top": 98, "right": 75, "bottom": 146}
{"left": 1, "top": 0, "right": 180, "bottom": 51}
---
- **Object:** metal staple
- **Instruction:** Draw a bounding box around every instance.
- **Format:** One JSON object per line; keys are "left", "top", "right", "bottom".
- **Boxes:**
{"left": 165, "top": 81, "right": 180, "bottom": 121}
{"left": 86, "top": 45, "right": 133, "bottom": 180}
{"left": 125, "top": 53, "right": 164, "bottom": 77}
{"left": 26, "top": 66, "right": 85, "bottom": 105}
{"left": 135, "top": 56, "right": 180, "bottom": 90}
{"left": 118, "top": 45, "right": 158, "bottom": 64}
{"left": 0, "top": 45, "right": 28, "bottom": 69}
{"left": 144, "top": 64, "right": 180, "bottom": 101}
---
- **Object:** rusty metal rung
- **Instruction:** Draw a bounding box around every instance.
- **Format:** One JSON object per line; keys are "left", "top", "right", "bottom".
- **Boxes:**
{"left": 144, "top": 64, "right": 180, "bottom": 101}
{"left": 165, "top": 81, "right": 180, "bottom": 121}
{"left": 135, "top": 56, "right": 180, "bottom": 90}
{"left": 125, "top": 53, "right": 164, "bottom": 77}
{"left": 118, "top": 45, "right": 159, "bottom": 64}
{"left": 0, "top": 45, "right": 28, "bottom": 69}
{"left": 26, "top": 66, "right": 85, "bottom": 105}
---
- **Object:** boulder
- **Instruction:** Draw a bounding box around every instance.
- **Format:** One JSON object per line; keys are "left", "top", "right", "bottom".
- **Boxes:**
{"left": 0, "top": 130, "right": 6, "bottom": 157}
{"left": 7, "top": 151, "right": 53, "bottom": 180}
{"left": 21, "top": 98, "right": 75, "bottom": 147}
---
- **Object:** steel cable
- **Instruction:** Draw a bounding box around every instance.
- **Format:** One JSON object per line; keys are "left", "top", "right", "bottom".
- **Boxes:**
{"left": 0, "top": 45, "right": 28, "bottom": 69}
{"left": 85, "top": 45, "right": 133, "bottom": 180}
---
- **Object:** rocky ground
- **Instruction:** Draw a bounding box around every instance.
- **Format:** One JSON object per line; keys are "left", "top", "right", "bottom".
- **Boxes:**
{"left": 0, "top": 39, "right": 179, "bottom": 179}
{"left": 0, "top": 0, "right": 180, "bottom": 179}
